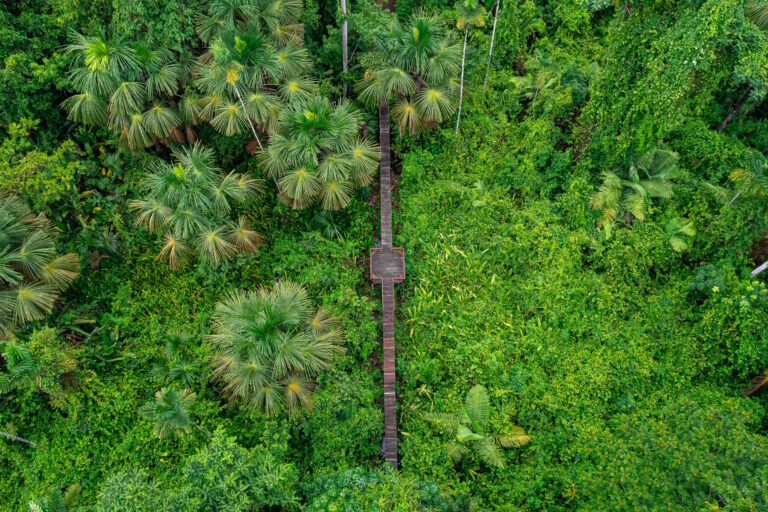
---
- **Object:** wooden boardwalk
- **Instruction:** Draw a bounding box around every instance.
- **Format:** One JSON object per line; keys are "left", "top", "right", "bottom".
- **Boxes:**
{"left": 370, "top": 103, "right": 404, "bottom": 469}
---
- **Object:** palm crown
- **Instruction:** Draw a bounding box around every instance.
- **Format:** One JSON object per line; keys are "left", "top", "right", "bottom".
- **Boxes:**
{"left": 62, "top": 0, "right": 310, "bottom": 152}
{"left": 27, "top": 484, "right": 80, "bottom": 512}
{"left": 260, "top": 97, "right": 380, "bottom": 209}
{"left": 358, "top": 13, "right": 462, "bottom": 135}
{"left": 590, "top": 148, "right": 679, "bottom": 235}
{"left": 63, "top": 30, "right": 197, "bottom": 152}
{"left": 425, "top": 385, "right": 530, "bottom": 469}
{"left": 207, "top": 280, "right": 345, "bottom": 417}
{"left": 139, "top": 387, "right": 205, "bottom": 438}
{"left": 0, "top": 196, "right": 79, "bottom": 335}
{"left": 129, "top": 143, "right": 263, "bottom": 268}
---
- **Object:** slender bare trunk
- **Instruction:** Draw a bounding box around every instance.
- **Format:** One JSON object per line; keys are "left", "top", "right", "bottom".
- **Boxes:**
{"left": 341, "top": 0, "right": 349, "bottom": 100}
{"left": 621, "top": 0, "right": 631, "bottom": 21}
{"left": 233, "top": 85, "right": 263, "bottom": 150}
{"left": 717, "top": 190, "right": 742, "bottom": 219}
{"left": 455, "top": 27, "right": 469, "bottom": 135}
{"left": 752, "top": 260, "right": 768, "bottom": 278}
{"left": 0, "top": 430, "right": 46, "bottom": 449}
{"left": 531, "top": 87, "right": 539, "bottom": 112}
{"left": 483, "top": 0, "right": 500, "bottom": 97}
{"left": 720, "top": 89, "right": 751, "bottom": 132}
{"left": 194, "top": 423, "right": 211, "bottom": 437}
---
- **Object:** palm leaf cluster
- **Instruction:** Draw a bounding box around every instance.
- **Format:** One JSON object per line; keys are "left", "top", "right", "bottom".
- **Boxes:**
{"left": 590, "top": 149, "right": 679, "bottom": 236}
{"left": 0, "top": 328, "right": 78, "bottom": 410}
{"left": 62, "top": 0, "right": 309, "bottom": 152}
{"left": 150, "top": 332, "right": 204, "bottom": 389}
{"left": 28, "top": 484, "right": 80, "bottom": 512}
{"left": 62, "top": 30, "right": 199, "bottom": 152}
{"left": 139, "top": 387, "right": 206, "bottom": 438}
{"left": 207, "top": 280, "right": 345, "bottom": 417}
{"left": 425, "top": 385, "right": 530, "bottom": 470}
{"left": 510, "top": 50, "right": 561, "bottom": 114}
{"left": 0, "top": 196, "right": 79, "bottom": 335}
{"left": 358, "top": 12, "right": 462, "bottom": 135}
{"left": 259, "top": 97, "right": 380, "bottom": 209}
{"left": 194, "top": 0, "right": 310, "bottom": 144}
{"left": 129, "top": 143, "right": 263, "bottom": 268}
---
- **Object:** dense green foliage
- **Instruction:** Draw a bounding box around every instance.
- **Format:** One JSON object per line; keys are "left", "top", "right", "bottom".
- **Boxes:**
{"left": 2, "top": 0, "right": 768, "bottom": 510}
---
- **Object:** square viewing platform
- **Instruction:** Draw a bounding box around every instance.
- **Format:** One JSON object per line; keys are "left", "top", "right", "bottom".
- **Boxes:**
{"left": 370, "top": 247, "right": 405, "bottom": 283}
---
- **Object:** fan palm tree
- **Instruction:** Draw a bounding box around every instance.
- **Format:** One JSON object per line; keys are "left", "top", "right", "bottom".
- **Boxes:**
{"left": 28, "top": 484, "right": 80, "bottom": 512}
{"left": 129, "top": 143, "right": 263, "bottom": 268}
{"left": 728, "top": 158, "right": 768, "bottom": 277}
{"left": 259, "top": 97, "right": 380, "bottom": 209}
{"left": 140, "top": 387, "right": 210, "bottom": 438}
{"left": 150, "top": 332, "right": 205, "bottom": 389}
{"left": 454, "top": 0, "right": 486, "bottom": 134}
{"left": 357, "top": 12, "right": 461, "bottom": 138}
{"left": 590, "top": 149, "right": 679, "bottom": 236}
{"left": 207, "top": 280, "right": 345, "bottom": 417}
{"left": 63, "top": 31, "right": 193, "bottom": 152}
{"left": 194, "top": 0, "right": 311, "bottom": 150}
{"left": 425, "top": 385, "right": 530, "bottom": 469}
{"left": 0, "top": 195, "right": 79, "bottom": 336}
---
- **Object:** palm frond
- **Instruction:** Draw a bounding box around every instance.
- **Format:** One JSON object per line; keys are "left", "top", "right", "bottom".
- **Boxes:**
{"left": 210, "top": 100, "right": 249, "bottom": 136}
{"left": 109, "top": 81, "right": 146, "bottom": 117}
{"left": 446, "top": 440, "right": 467, "bottom": 464}
{"left": 319, "top": 180, "right": 353, "bottom": 210}
{"left": 197, "top": 226, "right": 235, "bottom": 264}
{"left": 61, "top": 93, "right": 108, "bottom": 126}
{"left": 414, "top": 87, "right": 455, "bottom": 124}
{"left": 143, "top": 104, "right": 182, "bottom": 139}
{"left": 473, "top": 438, "right": 505, "bottom": 469}
{"left": 278, "top": 167, "right": 321, "bottom": 209}
{"left": 11, "top": 283, "right": 58, "bottom": 325}
{"left": 157, "top": 234, "right": 192, "bottom": 270}
{"left": 227, "top": 217, "right": 263, "bottom": 253}
{"left": 746, "top": 2, "right": 768, "bottom": 31}
{"left": 495, "top": 426, "right": 531, "bottom": 448}
{"left": 40, "top": 254, "right": 80, "bottom": 291}
{"left": 465, "top": 384, "right": 490, "bottom": 431}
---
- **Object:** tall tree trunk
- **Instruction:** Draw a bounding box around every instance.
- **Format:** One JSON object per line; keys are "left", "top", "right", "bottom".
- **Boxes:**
{"left": 194, "top": 423, "right": 211, "bottom": 437}
{"left": 341, "top": 0, "right": 349, "bottom": 100}
{"left": 233, "top": 85, "right": 263, "bottom": 150}
{"left": 752, "top": 260, "right": 768, "bottom": 278}
{"left": 720, "top": 89, "right": 751, "bottom": 132}
{"left": 483, "top": 0, "right": 500, "bottom": 97}
{"left": 621, "top": 0, "right": 631, "bottom": 21}
{"left": 531, "top": 87, "right": 539, "bottom": 113}
{"left": 0, "top": 430, "right": 46, "bottom": 449}
{"left": 455, "top": 27, "right": 469, "bottom": 135}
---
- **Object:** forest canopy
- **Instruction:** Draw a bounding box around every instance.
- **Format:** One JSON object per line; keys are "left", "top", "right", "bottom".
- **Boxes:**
{"left": 1, "top": 0, "right": 768, "bottom": 511}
